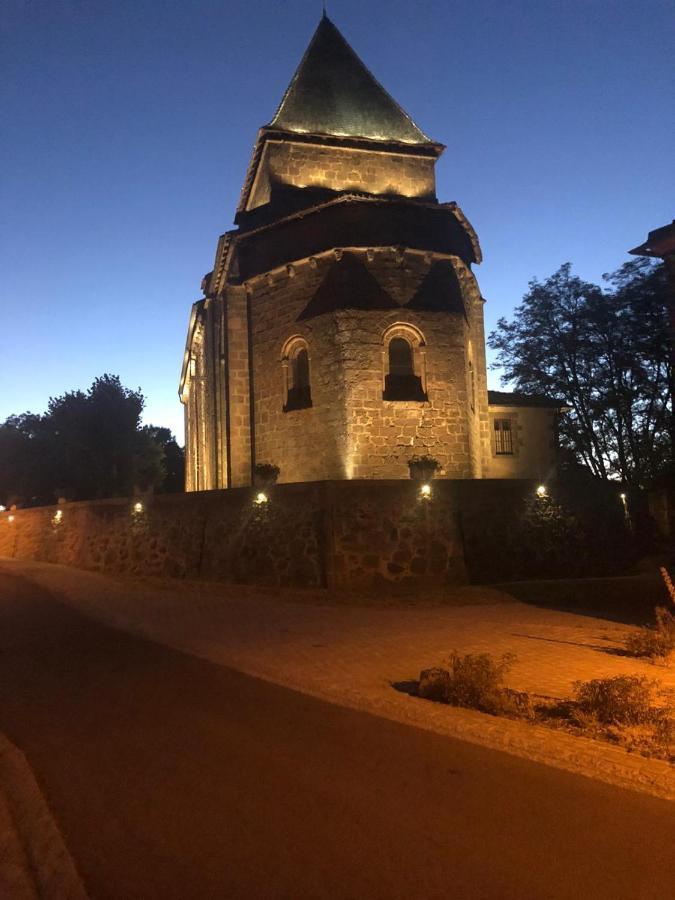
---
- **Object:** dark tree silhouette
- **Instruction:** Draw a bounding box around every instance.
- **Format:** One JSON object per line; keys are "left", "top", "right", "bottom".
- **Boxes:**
{"left": 0, "top": 375, "right": 184, "bottom": 506}
{"left": 489, "top": 260, "right": 672, "bottom": 485}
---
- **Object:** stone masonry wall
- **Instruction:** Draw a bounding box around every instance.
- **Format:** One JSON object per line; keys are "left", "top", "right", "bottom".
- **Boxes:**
{"left": 485, "top": 406, "right": 559, "bottom": 480}
{"left": 248, "top": 141, "right": 436, "bottom": 209}
{"left": 0, "top": 480, "right": 548, "bottom": 594}
{"left": 339, "top": 303, "right": 472, "bottom": 479}
{"left": 248, "top": 258, "right": 349, "bottom": 482}
{"left": 248, "top": 248, "right": 480, "bottom": 483}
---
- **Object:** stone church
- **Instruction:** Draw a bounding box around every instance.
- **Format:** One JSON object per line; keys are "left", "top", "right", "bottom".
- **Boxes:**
{"left": 180, "top": 15, "right": 561, "bottom": 491}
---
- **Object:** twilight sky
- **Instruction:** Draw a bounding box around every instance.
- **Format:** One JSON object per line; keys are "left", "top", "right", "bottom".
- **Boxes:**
{"left": 2, "top": 0, "right": 673, "bottom": 442}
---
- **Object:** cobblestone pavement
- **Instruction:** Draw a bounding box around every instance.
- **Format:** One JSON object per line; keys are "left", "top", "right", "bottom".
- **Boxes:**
{"left": 2, "top": 558, "right": 673, "bottom": 801}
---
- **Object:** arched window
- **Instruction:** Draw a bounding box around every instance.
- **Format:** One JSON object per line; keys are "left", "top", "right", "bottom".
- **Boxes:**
{"left": 389, "top": 338, "right": 414, "bottom": 378}
{"left": 282, "top": 337, "right": 312, "bottom": 411}
{"left": 383, "top": 325, "right": 427, "bottom": 401}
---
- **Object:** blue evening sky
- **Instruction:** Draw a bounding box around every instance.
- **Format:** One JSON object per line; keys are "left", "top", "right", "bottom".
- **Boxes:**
{"left": 2, "top": 0, "right": 673, "bottom": 442}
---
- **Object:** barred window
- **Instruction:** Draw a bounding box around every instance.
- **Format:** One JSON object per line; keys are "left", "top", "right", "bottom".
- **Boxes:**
{"left": 494, "top": 418, "right": 514, "bottom": 455}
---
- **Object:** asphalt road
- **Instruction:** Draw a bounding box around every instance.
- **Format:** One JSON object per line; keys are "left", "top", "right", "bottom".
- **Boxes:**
{"left": 0, "top": 571, "right": 673, "bottom": 900}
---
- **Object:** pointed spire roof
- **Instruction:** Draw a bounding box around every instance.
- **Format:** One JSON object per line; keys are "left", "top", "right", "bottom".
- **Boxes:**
{"left": 268, "top": 16, "right": 433, "bottom": 146}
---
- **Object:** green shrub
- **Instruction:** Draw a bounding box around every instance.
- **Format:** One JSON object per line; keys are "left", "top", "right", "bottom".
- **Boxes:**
{"left": 625, "top": 607, "right": 675, "bottom": 660}
{"left": 573, "top": 675, "right": 658, "bottom": 726}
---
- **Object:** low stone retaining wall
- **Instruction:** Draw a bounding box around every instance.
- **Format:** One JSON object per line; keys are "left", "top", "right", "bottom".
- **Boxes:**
{"left": 0, "top": 480, "right": 539, "bottom": 594}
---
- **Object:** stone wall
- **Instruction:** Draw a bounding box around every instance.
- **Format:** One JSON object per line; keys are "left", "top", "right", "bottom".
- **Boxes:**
{"left": 247, "top": 248, "right": 487, "bottom": 483}
{"left": 0, "top": 480, "right": 547, "bottom": 596}
{"left": 485, "top": 405, "right": 559, "bottom": 481}
{"left": 248, "top": 256, "right": 348, "bottom": 482}
{"left": 247, "top": 140, "right": 436, "bottom": 210}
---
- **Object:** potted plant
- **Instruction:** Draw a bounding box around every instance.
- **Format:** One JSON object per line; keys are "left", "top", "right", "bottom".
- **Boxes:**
{"left": 408, "top": 454, "right": 440, "bottom": 482}
{"left": 254, "top": 462, "right": 280, "bottom": 487}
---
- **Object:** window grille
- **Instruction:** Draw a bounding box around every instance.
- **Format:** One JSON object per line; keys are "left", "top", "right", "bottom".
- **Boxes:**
{"left": 494, "top": 418, "right": 514, "bottom": 455}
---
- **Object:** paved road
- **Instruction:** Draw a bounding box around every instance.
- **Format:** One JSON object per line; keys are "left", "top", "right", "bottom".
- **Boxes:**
{"left": 0, "top": 572, "right": 673, "bottom": 900}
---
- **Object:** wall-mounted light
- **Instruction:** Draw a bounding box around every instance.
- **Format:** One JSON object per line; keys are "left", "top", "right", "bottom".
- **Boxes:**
{"left": 8, "top": 515, "right": 15, "bottom": 523}
{"left": 420, "top": 483, "right": 432, "bottom": 499}
{"left": 255, "top": 491, "right": 269, "bottom": 505}
{"left": 0, "top": 505, "right": 5, "bottom": 512}
{"left": 133, "top": 501, "right": 144, "bottom": 514}
{"left": 53, "top": 509, "right": 63, "bottom": 524}
{"left": 536, "top": 484, "right": 547, "bottom": 498}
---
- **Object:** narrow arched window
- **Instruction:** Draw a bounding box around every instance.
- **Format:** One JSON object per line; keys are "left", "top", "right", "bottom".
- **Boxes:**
{"left": 384, "top": 334, "right": 426, "bottom": 401}
{"left": 283, "top": 339, "right": 312, "bottom": 411}
{"left": 294, "top": 349, "right": 310, "bottom": 395}
{"left": 389, "top": 338, "right": 414, "bottom": 377}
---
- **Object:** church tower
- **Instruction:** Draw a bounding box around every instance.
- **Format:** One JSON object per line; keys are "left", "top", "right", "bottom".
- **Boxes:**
{"left": 180, "top": 16, "right": 558, "bottom": 490}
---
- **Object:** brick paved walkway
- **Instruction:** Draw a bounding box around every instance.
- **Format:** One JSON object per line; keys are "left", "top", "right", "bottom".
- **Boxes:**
{"left": 2, "top": 559, "right": 673, "bottom": 801}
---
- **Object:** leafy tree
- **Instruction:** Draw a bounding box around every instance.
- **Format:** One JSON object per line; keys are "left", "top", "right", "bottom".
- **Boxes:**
{"left": 489, "top": 260, "right": 672, "bottom": 485}
{"left": 139, "top": 426, "right": 185, "bottom": 493}
{"left": 0, "top": 375, "right": 184, "bottom": 505}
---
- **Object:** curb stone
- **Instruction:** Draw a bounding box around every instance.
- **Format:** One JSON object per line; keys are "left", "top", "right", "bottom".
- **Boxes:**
{"left": 0, "top": 734, "right": 87, "bottom": 899}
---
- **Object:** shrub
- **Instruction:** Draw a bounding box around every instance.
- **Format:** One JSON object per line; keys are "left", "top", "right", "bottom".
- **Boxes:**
{"left": 444, "top": 651, "right": 514, "bottom": 712}
{"left": 424, "top": 651, "right": 518, "bottom": 715}
{"left": 661, "top": 566, "right": 675, "bottom": 604}
{"left": 573, "top": 675, "right": 658, "bottom": 726}
{"left": 625, "top": 607, "right": 675, "bottom": 660}
{"left": 408, "top": 455, "right": 441, "bottom": 480}
{"left": 253, "top": 463, "right": 280, "bottom": 486}
{"left": 418, "top": 667, "right": 451, "bottom": 702}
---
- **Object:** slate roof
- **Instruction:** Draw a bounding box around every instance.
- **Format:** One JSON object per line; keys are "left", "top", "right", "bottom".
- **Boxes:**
{"left": 488, "top": 390, "right": 567, "bottom": 409}
{"left": 268, "top": 15, "right": 434, "bottom": 146}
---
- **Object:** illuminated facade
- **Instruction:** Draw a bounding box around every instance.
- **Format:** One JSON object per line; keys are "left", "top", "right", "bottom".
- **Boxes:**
{"left": 179, "top": 15, "right": 562, "bottom": 490}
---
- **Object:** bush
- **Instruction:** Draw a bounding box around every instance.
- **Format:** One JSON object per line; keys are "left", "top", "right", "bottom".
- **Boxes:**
{"left": 444, "top": 651, "right": 515, "bottom": 713}
{"left": 418, "top": 652, "right": 527, "bottom": 717}
{"left": 408, "top": 455, "right": 441, "bottom": 481}
{"left": 253, "top": 463, "right": 280, "bottom": 486}
{"left": 625, "top": 607, "right": 675, "bottom": 660}
{"left": 418, "top": 667, "right": 451, "bottom": 702}
{"left": 573, "top": 675, "right": 658, "bottom": 726}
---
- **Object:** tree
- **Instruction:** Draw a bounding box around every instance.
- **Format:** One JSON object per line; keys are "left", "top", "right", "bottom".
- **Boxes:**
{"left": 0, "top": 375, "right": 185, "bottom": 505}
{"left": 489, "top": 260, "right": 672, "bottom": 485}
{"left": 138, "top": 426, "right": 185, "bottom": 493}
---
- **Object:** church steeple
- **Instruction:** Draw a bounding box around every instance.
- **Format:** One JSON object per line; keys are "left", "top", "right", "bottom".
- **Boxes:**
{"left": 268, "top": 16, "right": 433, "bottom": 145}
